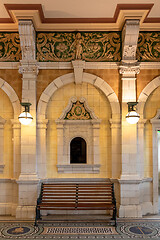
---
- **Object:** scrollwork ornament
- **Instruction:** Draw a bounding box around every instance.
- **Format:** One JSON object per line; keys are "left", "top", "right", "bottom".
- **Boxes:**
{"left": 36, "top": 32, "right": 121, "bottom": 62}
{"left": 0, "top": 33, "right": 21, "bottom": 61}
{"left": 137, "top": 32, "right": 160, "bottom": 61}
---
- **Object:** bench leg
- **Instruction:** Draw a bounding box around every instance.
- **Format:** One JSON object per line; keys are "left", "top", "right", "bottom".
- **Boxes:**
{"left": 34, "top": 206, "right": 41, "bottom": 227}
{"left": 111, "top": 208, "right": 117, "bottom": 227}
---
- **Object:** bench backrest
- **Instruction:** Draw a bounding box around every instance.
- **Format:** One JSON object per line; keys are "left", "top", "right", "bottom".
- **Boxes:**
{"left": 38, "top": 183, "right": 116, "bottom": 208}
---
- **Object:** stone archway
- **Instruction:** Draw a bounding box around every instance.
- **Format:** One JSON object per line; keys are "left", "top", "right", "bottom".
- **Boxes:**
{"left": 37, "top": 72, "right": 120, "bottom": 120}
{"left": 138, "top": 76, "right": 160, "bottom": 117}
{"left": 0, "top": 78, "right": 21, "bottom": 216}
{"left": 0, "top": 78, "right": 20, "bottom": 117}
{"left": 137, "top": 75, "right": 160, "bottom": 214}
{"left": 37, "top": 72, "right": 121, "bottom": 179}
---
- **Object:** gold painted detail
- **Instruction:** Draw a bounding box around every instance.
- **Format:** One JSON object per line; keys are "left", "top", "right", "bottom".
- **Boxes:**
{"left": 37, "top": 32, "right": 121, "bottom": 62}
{"left": 11, "top": 228, "right": 24, "bottom": 233}
{"left": 137, "top": 32, "right": 160, "bottom": 61}
{"left": 65, "top": 101, "right": 92, "bottom": 120}
{"left": 0, "top": 33, "right": 21, "bottom": 61}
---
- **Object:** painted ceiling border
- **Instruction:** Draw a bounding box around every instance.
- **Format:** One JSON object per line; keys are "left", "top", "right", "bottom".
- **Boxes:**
{"left": 0, "top": 4, "right": 160, "bottom": 31}
{"left": 0, "top": 3, "right": 156, "bottom": 24}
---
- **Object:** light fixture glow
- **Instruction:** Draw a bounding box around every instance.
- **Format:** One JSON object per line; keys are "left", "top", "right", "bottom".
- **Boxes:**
{"left": 18, "top": 103, "right": 33, "bottom": 125}
{"left": 125, "top": 102, "right": 140, "bottom": 124}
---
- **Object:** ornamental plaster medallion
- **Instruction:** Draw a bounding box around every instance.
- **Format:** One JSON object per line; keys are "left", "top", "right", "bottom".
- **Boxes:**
{"left": 64, "top": 99, "right": 91, "bottom": 120}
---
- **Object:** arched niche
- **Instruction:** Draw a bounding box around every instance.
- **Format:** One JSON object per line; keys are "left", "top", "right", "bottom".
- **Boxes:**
{"left": 0, "top": 80, "right": 20, "bottom": 177}
{"left": 56, "top": 97, "right": 101, "bottom": 173}
{"left": 70, "top": 137, "right": 86, "bottom": 164}
{"left": 37, "top": 72, "right": 121, "bottom": 179}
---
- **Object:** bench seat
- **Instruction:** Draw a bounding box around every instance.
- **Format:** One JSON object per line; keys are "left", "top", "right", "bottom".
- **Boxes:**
{"left": 35, "top": 182, "right": 117, "bottom": 226}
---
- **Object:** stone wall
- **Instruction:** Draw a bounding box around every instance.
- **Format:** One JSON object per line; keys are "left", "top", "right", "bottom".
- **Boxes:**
{"left": 46, "top": 82, "right": 112, "bottom": 178}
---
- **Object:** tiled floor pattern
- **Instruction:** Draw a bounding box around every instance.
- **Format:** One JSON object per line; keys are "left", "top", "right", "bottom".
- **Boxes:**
{"left": 0, "top": 220, "right": 160, "bottom": 240}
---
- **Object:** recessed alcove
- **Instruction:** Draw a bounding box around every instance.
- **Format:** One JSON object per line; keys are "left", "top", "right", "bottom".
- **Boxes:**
{"left": 70, "top": 137, "right": 86, "bottom": 164}
{"left": 55, "top": 97, "right": 101, "bottom": 173}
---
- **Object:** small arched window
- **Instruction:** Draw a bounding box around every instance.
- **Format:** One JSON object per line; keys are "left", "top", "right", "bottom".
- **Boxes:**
{"left": 70, "top": 137, "right": 86, "bottom": 164}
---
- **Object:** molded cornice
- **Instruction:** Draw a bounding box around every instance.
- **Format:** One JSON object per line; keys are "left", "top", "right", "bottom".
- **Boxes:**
{"left": 0, "top": 4, "right": 159, "bottom": 31}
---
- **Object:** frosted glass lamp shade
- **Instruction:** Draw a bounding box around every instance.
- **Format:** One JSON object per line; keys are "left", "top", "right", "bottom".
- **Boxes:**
{"left": 126, "top": 111, "right": 140, "bottom": 124}
{"left": 18, "top": 112, "right": 33, "bottom": 125}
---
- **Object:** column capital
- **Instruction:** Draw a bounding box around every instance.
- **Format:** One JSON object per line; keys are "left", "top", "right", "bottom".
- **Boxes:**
{"left": 109, "top": 118, "right": 121, "bottom": 129}
{"left": 137, "top": 118, "right": 147, "bottom": 128}
{"left": 0, "top": 118, "right": 6, "bottom": 129}
{"left": 37, "top": 119, "right": 49, "bottom": 129}
{"left": 11, "top": 119, "right": 21, "bottom": 129}
{"left": 19, "top": 60, "right": 39, "bottom": 76}
{"left": 17, "top": 173, "right": 39, "bottom": 182}
{"left": 119, "top": 61, "right": 140, "bottom": 76}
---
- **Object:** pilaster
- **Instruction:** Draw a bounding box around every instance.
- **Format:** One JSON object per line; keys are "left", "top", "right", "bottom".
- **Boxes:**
{"left": 0, "top": 117, "right": 6, "bottom": 173}
{"left": 11, "top": 119, "right": 21, "bottom": 179}
{"left": 37, "top": 119, "right": 48, "bottom": 179}
{"left": 16, "top": 20, "right": 39, "bottom": 219}
{"left": 109, "top": 119, "right": 121, "bottom": 179}
{"left": 119, "top": 19, "right": 142, "bottom": 217}
{"left": 137, "top": 118, "right": 147, "bottom": 179}
{"left": 150, "top": 110, "right": 160, "bottom": 214}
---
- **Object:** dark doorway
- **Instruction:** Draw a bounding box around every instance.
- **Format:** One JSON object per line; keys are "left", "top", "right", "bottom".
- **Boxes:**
{"left": 70, "top": 137, "right": 86, "bottom": 164}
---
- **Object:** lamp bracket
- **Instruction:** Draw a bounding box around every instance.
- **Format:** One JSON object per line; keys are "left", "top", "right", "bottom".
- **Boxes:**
{"left": 20, "top": 102, "right": 32, "bottom": 112}
{"left": 127, "top": 102, "right": 138, "bottom": 112}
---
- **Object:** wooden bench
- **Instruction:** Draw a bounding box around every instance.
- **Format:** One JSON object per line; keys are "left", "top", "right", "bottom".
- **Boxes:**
{"left": 35, "top": 182, "right": 117, "bottom": 226}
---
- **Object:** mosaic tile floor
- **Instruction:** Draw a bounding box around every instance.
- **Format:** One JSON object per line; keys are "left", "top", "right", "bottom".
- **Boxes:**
{"left": 0, "top": 219, "right": 160, "bottom": 240}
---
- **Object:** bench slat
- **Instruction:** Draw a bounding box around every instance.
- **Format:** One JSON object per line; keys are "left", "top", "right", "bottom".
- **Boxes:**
{"left": 35, "top": 182, "right": 117, "bottom": 227}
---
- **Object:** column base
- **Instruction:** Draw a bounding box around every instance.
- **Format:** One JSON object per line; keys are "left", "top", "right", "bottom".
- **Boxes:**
{"left": 119, "top": 205, "right": 142, "bottom": 218}
{"left": 16, "top": 206, "right": 35, "bottom": 219}
{"left": 16, "top": 176, "right": 39, "bottom": 220}
{"left": 141, "top": 201, "right": 156, "bottom": 215}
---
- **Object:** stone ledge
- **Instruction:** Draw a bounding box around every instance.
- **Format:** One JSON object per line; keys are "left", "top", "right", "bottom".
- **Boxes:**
{"left": 57, "top": 164, "right": 100, "bottom": 173}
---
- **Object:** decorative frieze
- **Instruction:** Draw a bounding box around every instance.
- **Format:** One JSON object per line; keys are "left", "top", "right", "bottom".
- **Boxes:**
{"left": 0, "top": 33, "right": 21, "bottom": 61}
{"left": 137, "top": 32, "right": 160, "bottom": 61}
{"left": 37, "top": 32, "right": 121, "bottom": 62}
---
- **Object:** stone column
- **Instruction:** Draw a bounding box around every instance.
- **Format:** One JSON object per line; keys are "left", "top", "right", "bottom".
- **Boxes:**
{"left": 119, "top": 20, "right": 142, "bottom": 217}
{"left": 37, "top": 119, "right": 48, "bottom": 179}
{"left": 109, "top": 119, "right": 121, "bottom": 179}
{"left": 56, "top": 121, "right": 65, "bottom": 167}
{"left": 11, "top": 119, "right": 21, "bottom": 179}
{"left": 150, "top": 110, "right": 160, "bottom": 214}
{"left": 137, "top": 119, "right": 147, "bottom": 179}
{"left": 92, "top": 120, "right": 101, "bottom": 165}
{"left": 0, "top": 117, "right": 6, "bottom": 173}
{"left": 16, "top": 20, "right": 39, "bottom": 219}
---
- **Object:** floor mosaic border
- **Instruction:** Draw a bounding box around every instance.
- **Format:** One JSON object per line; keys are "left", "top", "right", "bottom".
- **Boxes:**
{"left": 0, "top": 220, "right": 160, "bottom": 239}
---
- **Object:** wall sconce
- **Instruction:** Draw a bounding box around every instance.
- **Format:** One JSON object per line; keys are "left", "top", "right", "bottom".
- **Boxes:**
{"left": 18, "top": 103, "right": 33, "bottom": 125}
{"left": 126, "top": 102, "right": 140, "bottom": 124}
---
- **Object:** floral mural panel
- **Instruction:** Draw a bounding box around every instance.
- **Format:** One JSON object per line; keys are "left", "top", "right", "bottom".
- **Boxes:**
{"left": 137, "top": 32, "right": 160, "bottom": 61}
{"left": 0, "top": 33, "right": 21, "bottom": 61}
{"left": 36, "top": 32, "right": 121, "bottom": 62}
